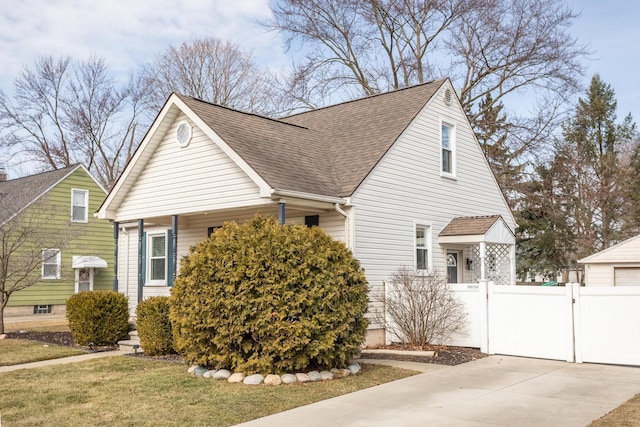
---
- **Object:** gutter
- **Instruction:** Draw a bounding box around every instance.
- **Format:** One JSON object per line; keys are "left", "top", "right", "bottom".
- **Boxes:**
{"left": 270, "top": 189, "right": 346, "bottom": 205}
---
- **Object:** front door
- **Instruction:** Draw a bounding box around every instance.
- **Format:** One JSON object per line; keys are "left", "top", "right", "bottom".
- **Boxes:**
{"left": 447, "top": 252, "right": 458, "bottom": 283}
{"left": 76, "top": 268, "right": 93, "bottom": 292}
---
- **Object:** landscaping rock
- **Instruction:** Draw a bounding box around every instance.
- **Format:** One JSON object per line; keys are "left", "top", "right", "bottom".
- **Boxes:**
{"left": 307, "top": 371, "right": 322, "bottom": 382}
{"left": 228, "top": 372, "right": 246, "bottom": 383}
{"left": 281, "top": 374, "right": 297, "bottom": 384}
{"left": 295, "top": 373, "right": 311, "bottom": 383}
{"left": 193, "top": 366, "right": 209, "bottom": 377}
{"left": 264, "top": 374, "right": 282, "bottom": 386}
{"left": 202, "top": 370, "right": 217, "bottom": 379}
{"left": 347, "top": 363, "right": 361, "bottom": 375}
{"left": 330, "top": 368, "right": 350, "bottom": 378}
{"left": 213, "top": 369, "right": 232, "bottom": 380}
{"left": 320, "top": 370, "right": 335, "bottom": 381}
{"left": 187, "top": 365, "right": 201, "bottom": 374}
{"left": 0, "top": 334, "right": 7, "bottom": 340}
{"left": 243, "top": 374, "right": 264, "bottom": 385}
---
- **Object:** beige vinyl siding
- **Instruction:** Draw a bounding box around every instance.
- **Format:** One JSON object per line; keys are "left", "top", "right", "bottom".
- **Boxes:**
{"left": 115, "top": 113, "right": 267, "bottom": 222}
{"left": 9, "top": 168, "right": 112, "bottom": 306}
{"left": 350, "top": 82, "right": 514, "bottom": 323}
{"left": 583, "top": 264, "right": 612, "bottom": 286}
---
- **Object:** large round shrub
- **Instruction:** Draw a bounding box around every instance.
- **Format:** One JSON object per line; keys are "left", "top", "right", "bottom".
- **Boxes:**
{"left": 66, "top": 291, "right": 129, "bottom": 346}
{"left": 169, "top": 215, "right": 369, "bottom": 374}
{"left": 136, "top": 296, "right": 175, "bottom": 356}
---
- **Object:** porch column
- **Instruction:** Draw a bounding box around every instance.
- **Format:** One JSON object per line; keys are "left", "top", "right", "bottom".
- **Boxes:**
{"left": 171, "top": 215, "right": 178, "bottom": 285}
{"left": 137, "top": 219, "right": 144, "bottom": 303}
{"left": 113, "top": 222, "right": 119, "bottom": 291}
{"left": 278, "top": 200, "right": 286, "bottom": 225}
{"left": 479, "top": 241, "right": 487, "bottom": 281}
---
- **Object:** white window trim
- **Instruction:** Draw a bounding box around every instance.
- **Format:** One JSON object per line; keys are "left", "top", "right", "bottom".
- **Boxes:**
{"left": 439, "top": 120, "right": 457, "bottom": 179}
{"left": 147, "top": 232, "right": 167, "bottom": 286}
{"left": 42, "top": 249, "right": 61, "bottom": 280}
{"left": 71, "top": 188, "right": 89, "bottom": 223}
{"left": 414, "top": 221, "right": 433, "bottom": 274}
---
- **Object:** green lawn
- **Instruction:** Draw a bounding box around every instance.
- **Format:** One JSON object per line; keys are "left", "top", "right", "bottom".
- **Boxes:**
{"left": 0, "top": 357, "right": 416, "bottom": 426}
{"left": 0, "top": 339, "right": 85, "bottom": 366}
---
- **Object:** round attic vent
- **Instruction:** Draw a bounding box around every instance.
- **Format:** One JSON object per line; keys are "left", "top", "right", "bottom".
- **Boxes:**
{"left": 176, "top": 122, "right": 192, "bottom": 148}
{"left": 443, "top": 88, "right": 452, "bottom": 106}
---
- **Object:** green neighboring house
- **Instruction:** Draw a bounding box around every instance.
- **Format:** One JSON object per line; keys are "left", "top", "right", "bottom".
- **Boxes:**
{"left": 0, "top": 164, "right": 113, "bottom": 317}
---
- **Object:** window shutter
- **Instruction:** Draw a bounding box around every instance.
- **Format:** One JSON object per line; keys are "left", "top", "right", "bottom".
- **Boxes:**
{"left": 141, "top": 232, "right": 147, "bottom": 285}
{"left": 167, "top": 229, "right": 174, "bottom": 287}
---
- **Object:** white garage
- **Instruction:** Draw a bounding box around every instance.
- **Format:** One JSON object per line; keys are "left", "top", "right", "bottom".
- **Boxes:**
{"left": 579, "top": 235, "right": 640, "bottom": 286}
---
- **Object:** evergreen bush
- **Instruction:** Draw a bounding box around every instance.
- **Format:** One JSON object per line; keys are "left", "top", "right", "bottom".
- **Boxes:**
{"left": 169, "top": 215, "right": 369, "bottom": 374}
{"left": 66, "top": 291, "right": 129, "bottom": 346}
{"left": 136, "top": 296, "right": 175, "bottom": 356}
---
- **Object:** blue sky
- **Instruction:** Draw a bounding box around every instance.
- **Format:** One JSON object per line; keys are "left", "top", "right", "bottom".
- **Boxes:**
{"left": 0, "top": 0, "right": 638, "bottom": 174}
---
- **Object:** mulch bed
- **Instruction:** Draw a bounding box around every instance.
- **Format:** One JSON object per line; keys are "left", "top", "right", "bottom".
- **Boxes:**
{"left": 5, "top": 331, "right": 487, "bottom": 366}
{"left": 360, "top": 344, "right": 487, "bottom": 366}
{"left": 5, "top": 331, "right": 118, "bottom": 353}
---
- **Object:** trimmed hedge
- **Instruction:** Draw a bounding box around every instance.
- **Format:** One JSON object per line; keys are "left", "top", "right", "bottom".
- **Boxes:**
{"left": 169, "top": 215, "right": 369, "bottom": 374}
{"left": 66, "top": 291, "right": 129, "bottom": 346}
{"left": 136, "top": 296, "right": 175, "bottom": 356}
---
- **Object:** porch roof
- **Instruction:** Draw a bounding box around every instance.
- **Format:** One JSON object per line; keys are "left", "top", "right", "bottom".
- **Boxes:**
{"left": 438, "top": 215, "right": 514, "bottom": 245}
{"left": 72, "top": 256, "right": 108, "bottom": 269}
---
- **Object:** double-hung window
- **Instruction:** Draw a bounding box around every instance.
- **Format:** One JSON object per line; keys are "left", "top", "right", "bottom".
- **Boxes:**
{"left": 71, "top": 189, "right": 89, "bottom": 222}
{"left": 415, "top": 224, "right": 432, "bottom": 272}
{"left": 441, "top": 122, "right": 455, "bottom": 177}
{"left": 42, "top": 249, "right": 61, "bottom": 279}
{"left": 148, "top": 234, "right": 167, "bottom": 284}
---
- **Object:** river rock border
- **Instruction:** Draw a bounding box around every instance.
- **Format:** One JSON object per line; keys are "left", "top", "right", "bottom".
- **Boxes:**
{"left": 188, "top": 362, "right": 361, "bottom": 385}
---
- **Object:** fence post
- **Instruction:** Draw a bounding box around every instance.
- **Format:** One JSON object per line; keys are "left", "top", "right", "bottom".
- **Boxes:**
{"left": 570, "top": 283, "right": 583, "bottom": 363}
{"left": 479, "top": 279, "right": 490, "bottom": 354}
{"left": 565, "top": 283, "right": 576, "bottom": 362}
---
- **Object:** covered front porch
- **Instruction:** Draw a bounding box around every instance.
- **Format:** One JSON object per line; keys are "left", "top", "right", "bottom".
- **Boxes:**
{"left": 438, "top": 215, "right": 516, "bottom": 286}
{"left": 110, "top": 196, "right": 352, "bottom": 315}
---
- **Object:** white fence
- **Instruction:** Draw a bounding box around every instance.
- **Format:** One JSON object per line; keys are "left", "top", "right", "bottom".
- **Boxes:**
{"left": 446, "top": 282, "right": 640, "bottom": 366}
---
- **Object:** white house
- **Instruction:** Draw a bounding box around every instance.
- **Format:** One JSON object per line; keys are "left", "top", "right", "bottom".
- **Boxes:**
{"left": 97, "top": 78, "right": 516, "bottom": 345}
{"left": 579, "top": 234, "right": 640, "bottom": 286}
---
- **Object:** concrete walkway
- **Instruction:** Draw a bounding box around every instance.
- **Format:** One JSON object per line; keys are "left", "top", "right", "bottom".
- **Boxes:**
{"left": 0, "top": 349, "right": 128, "bottom": 373}
{"left": 237, "top": 355, "right": 640, "bottom": 427}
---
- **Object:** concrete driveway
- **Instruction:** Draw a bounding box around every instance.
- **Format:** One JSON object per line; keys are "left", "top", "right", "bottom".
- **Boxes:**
{"left": 236, "top": 355, "right": 640, "bottom": 427}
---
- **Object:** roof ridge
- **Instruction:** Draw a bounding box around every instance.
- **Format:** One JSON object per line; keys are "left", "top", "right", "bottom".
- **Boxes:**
{"left": 175, "top": 93, "right": 310, "bottom": 130}
{"left": 0, "top": 164, "right": 80, "bottom": 184}
{"left": 283, "top": 78, "right": 448, "bottom": 119}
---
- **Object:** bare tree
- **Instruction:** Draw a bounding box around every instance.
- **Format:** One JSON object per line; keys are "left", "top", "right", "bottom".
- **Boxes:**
{"left": 143, "top": 37, "right": 277, "bottom": 115}
{"left": 0, "top": 197, "right": 81, "bottom": 333}
{"left": 267, "top": 0, "right": 588, "bottom": 193}
{"left": 0, "top": 55, "right": 151, "bottom": 189}
{"left": 373, "top": 266, "right": 467, "bottom": 348}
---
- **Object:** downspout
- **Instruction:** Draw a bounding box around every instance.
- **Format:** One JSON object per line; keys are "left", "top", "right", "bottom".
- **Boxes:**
{"left": 334, "top": 203, "right": 350, "bottom": 249}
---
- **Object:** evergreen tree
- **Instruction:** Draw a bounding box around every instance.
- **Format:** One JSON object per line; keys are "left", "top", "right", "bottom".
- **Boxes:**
{"left": 558, "top": 75, "right": 636, "bottom": 261}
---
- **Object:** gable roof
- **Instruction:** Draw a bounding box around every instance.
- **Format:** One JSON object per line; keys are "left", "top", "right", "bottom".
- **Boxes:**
{"left": 438, "top": 215, "right": 514, "bottom": 245}
{"left": 439, "top": 215, "right": 503, "bottom": 236}
{"left": 579, "top": 234, "right": 640, "bottom": 264}
{"left": 178, "top": 79, "right": 446, "bottom": 198}
{"left": 100, "top": 79, "right": 450, "bottom": 217}
{"left": 0, "top": 164, "right": 83, "bottom": 226}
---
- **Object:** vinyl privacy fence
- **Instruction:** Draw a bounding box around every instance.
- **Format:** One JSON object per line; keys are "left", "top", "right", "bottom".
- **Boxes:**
{"left": 442, "top": 282, "right": 640, "bottom": 366}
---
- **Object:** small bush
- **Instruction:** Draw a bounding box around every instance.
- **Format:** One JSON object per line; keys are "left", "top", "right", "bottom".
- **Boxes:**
{"left": 66, "top": 291, "right": 129, "bottom": 346}
{"left": 373, "top": 266, "right": 467, "bottom": 348}
{"left": 136, "top": 296, "right": 175, "bottom": 356}
{"left": 170, "top": 215, "right": 369, "bottom": 374}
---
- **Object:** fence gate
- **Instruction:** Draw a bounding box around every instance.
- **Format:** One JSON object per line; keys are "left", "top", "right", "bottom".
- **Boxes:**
{"left": 448, "top": 282, "right": 640, "bottom": 366}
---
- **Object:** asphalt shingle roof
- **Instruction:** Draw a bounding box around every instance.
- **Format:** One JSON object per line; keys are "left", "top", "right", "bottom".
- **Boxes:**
{"left": 0, "top": 165, "right": 79, "bottom": 225}
{"left": 177, "top": 79, "right": 446, "bottom": 197}
{"left": 439, "top": 215, "right": 502, "bottom": 236}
